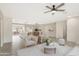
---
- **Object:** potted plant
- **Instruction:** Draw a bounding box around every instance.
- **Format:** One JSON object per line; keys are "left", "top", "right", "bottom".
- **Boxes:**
{"left": 45, "top": 38, "right": 49, "bottom": 46}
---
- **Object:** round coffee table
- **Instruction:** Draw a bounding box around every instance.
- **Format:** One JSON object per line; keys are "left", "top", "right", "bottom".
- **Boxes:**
{"left": 44, "top": 45, "right": 56, "bottom": 54}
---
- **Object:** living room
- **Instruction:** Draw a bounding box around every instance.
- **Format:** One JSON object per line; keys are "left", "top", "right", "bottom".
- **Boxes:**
{"left": 0, "top": 3, "right": 79, "bottom": 56}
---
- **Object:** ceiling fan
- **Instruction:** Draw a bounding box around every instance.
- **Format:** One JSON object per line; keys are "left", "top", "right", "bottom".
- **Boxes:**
{"left": 44, "top": 3, "right": 65, "bottom": 15}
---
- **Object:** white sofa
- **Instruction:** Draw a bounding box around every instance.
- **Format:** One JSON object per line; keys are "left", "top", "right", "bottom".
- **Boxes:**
{"left": 25, "top": 35, "right": 38, "bottom": 47}
{"left": 25, "top": 39, "right": 37, "bottom": 47}
{"left": 20, "top": 33, "right": 38, "bottom": 47}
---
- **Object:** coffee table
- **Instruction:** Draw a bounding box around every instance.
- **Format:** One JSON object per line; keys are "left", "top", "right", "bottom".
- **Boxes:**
{"left": 44, "top": 45, "right": 56, "bottom": 54}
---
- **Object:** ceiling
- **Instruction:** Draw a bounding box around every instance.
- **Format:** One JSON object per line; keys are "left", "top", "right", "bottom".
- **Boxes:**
{"left": 0, "top": 3, "right": 79, "bottom": 24}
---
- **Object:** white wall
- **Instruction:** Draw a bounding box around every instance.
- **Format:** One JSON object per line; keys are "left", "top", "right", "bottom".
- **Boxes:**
{"left": 67, "top": 17, "right": 79, "bottom": 44}
{"left": 0, "top": 16, "right": 12, "bottom": 47}
{"left": 3, "top": 17, "right": 12, "bottom": 43}
{"left": 0, "top": 18, "right": 1, "bottom": 46}
{"left": 56, "top": 21, "right": 67, "bottom": 39}
{"left": 0, "top": 10, "right": 4, "bottom": 47}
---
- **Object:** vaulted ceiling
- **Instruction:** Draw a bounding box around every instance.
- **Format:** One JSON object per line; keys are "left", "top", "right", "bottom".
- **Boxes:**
{"left": 0, "top": 3, "right": 79, "bottom": 24}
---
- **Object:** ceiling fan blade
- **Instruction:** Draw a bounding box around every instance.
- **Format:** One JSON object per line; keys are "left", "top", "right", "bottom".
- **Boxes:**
{"left": 57, "top": 9, "right": 65, "bottom": 11}
{"left": 46, "top": 6, "right": 52, "bottom": 9}
{"left": 56, "top": 3, "right": 64, "bottom": 9}
{"left": 44, "top": 10, "right": 52, "bottom": 13}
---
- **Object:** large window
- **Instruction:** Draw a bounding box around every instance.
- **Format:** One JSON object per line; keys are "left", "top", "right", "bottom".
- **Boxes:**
{"left": 12, "top": 23, "right": 25, "bottom": 35}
